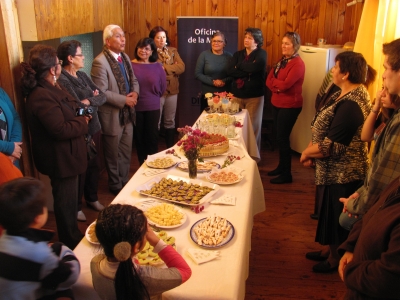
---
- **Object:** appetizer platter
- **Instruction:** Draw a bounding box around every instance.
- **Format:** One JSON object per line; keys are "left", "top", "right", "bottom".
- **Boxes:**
{"left": 190, "top": 215, "right": 235, "bottom": 248}
{"left": 136, "top": 175, "right": 220, "bottom": 206}
{"left": 85, "top": 221, "right": 100, "bottom": 245}
{"left": 145, "top": 155, "right": 178, "bottom": 169}
{"left": 176, "top": 160, "right": 220, "bottom": 173}
{"left": 136, "top": 231, "right": 176, "bottom": 266}
{"left": 135, "top": 199, "right": 187, "bottom": 229}
{"left": 205, "top": 168, "right": 244, "bottom": 185}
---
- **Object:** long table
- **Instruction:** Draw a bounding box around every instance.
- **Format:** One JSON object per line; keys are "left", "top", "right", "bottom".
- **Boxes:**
{"left": 72, "top": 109, "right": 265, "bottom": 299}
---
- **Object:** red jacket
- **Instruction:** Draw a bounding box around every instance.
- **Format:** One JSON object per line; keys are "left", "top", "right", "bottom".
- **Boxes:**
{"left": 266, "top": 56, "right": 305, "bottom": 108}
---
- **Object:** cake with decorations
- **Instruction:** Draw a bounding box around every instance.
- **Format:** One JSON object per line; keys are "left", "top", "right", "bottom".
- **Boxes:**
{"left": 199, "top": 133, "right": 229, "bottom": 157}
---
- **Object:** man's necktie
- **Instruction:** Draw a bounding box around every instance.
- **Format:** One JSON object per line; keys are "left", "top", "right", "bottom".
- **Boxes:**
{"left": 117, "top": 56, "right": 122, "bottom": 63}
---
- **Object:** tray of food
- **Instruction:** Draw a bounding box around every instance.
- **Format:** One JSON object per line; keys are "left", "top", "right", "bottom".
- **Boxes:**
{"left": 135, "top": 199, "right": 187, "bottom": 229}
{"left": 145, "top": 155, "right": 178, "bottom": 169}
{"left": 190, "top": 215, "right": 234, "bottom": 248}
{"left": 85, "top": 221, "right": 100, "bottom": 245}
{"left": 137, "top": 231, "right": 176, "bottom": 266}
{"left": 205, "top": 167, "right": 244, "bottom": 185}
{"left": 176, "top": 160, "right": 220, "bottom": 173}
{"left": 136, "top": 175, "right": 220, "bottom": 206}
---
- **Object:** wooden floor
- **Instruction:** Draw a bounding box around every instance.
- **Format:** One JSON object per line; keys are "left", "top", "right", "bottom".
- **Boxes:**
{"left": 43, "top": 140, "right": 347, "bottom": 300}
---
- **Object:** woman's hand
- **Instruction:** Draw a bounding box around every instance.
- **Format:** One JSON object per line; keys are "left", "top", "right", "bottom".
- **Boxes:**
{"left": 93, "top": 89, "right": 99, "bottom": 96}
{"left": 146, "top": 223, "right": 160, "bottom": 247}
{"left": 338, "top": 251, "right": 354, "bottom": 281}
{"left": 81, "top": 99, "right": 91, "bottom": 106}
{"left": 84, "top": 115, "right": 92, "bottom": 124}
{"left": 302, "top": 158, "right": 314, "bottom": 167}
{"left": 11, "top": 142, "right": 23, "bottom": 159}
{"left": 213, "top": 79, "right": 225, "bottom": 87}
{"left": 339, "top": 192, "right": 359, "bottom": 214}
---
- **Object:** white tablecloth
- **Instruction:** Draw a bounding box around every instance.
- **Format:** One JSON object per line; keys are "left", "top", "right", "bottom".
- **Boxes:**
{"left": 71, "top": 109, "right": 265, "bottom": 300}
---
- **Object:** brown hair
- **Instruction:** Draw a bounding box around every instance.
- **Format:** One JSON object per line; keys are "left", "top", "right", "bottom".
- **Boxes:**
{"left": 0, "top": 177, "right": 47, "bottom": 233}
{"left": 383, "top": 38, "right": 400, "bottom": 72}
{"left": 149, "top": 26, "right": 171, "bottom": 46}
{"left": 284, "top": 32, "right": 301, "bottom": 53}
{"left": 335, "top": 51, "right": 376, "bottom": 88}
{"left": 20, "top": 44, "right": 58, "bottom": 96}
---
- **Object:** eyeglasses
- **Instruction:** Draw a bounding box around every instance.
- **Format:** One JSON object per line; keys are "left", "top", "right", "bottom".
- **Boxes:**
{"left": 56, "top": 60, "right": 63, "bottom": 66}
{"left": 138, "top": 47, "right": 152, "bottom": 52}
{"left": 74, "top": 54, "right": 84, "bottom": 57}
{"left": 212, "top": 40, "right": 224, "bottom": 44}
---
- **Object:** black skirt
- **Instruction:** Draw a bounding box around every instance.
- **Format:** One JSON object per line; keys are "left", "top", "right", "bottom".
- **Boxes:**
{"left": 315, "top": 180, "right": 362, "bottom": 245}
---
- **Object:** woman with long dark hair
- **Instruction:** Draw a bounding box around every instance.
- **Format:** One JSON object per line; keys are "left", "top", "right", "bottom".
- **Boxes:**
{"left": 21, "top": 44, "right": 89, "bottom": 249}
{"left": 91, "top": 204, "right": 191, "bottom": 299}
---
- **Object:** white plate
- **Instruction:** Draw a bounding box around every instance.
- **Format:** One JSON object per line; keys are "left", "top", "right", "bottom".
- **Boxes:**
{"left": 190, "top": 217, "right": 235, "bottom": 248}
{"left": 176, "top": 160, "right": 221, "bottom": 173}
{"left": 135, "top": 199, "right": 187, "bottom": 229}
{"left": 205, "top": 168, "right": 244, "bottom": 185}
{"left": 145, "top": 155, "right": 178, "bottom": 169}
{"left": 85, "top": 221, "right": 100, "bottom": 245}
{"left": 135, "top": 175, "right": 220, "bottom": 206}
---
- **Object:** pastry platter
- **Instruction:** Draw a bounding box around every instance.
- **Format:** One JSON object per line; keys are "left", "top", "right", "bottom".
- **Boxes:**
{"left": 190, "top": 216, "right": 235, "bottom": 248}
{"left": 134, "top": 199, "right": 187, "bottom": 229}
{"left": 135, "top": 175, "right": 220, "bottom": 206}
{"left": 176, "top": 160, "right": 221, "bottom": 173}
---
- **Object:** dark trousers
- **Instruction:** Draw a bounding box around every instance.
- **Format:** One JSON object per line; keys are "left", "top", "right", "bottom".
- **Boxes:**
{"left": 273, "top": 105, "right": 302, "bottom": 175}
{"left": 78, "top": 131, "right": 101, "bottom": 210}
{"left": 134, "top": 109, "right": 160, "bottom": 165}
{"left": 50, "top": 175, "right": 83, "bottom": 249}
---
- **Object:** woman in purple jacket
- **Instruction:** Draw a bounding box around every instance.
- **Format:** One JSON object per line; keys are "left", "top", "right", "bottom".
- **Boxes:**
{"left": 131, "top": 38, "right": 167, "bottom": 165}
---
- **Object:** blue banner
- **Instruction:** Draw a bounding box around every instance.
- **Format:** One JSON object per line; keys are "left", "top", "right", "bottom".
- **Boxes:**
{"left": 177, "top": 17, "right": 238, "bottom": 127}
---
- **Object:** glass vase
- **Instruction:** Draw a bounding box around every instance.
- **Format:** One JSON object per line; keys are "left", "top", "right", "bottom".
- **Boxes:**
{"left": 188, "top": 159, "right": 197, "bottom": 179}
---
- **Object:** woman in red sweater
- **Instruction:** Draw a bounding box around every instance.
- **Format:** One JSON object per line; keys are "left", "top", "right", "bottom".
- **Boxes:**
{"left": 266, "top": 32, "right": 305, "bottom": 184}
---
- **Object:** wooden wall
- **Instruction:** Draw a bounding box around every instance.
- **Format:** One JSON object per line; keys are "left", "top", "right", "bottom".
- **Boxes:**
{"left": 18, "top": 0, "right": 123, "bottom": 41}
{"left": 123, "top": 0, "right": 364, "bottom": 68}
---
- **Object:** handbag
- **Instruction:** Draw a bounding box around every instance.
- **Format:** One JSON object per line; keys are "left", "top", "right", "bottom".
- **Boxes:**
{"left": 85, "top": 134, "right": 97, "bottom": 161}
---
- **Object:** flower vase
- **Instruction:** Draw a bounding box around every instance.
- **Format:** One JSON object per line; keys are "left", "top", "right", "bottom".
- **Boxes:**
{"left": 188, "top": 159, "right": 197, "bottom": 179}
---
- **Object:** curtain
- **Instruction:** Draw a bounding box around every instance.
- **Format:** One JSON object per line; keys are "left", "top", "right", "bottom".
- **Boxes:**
{"left": 354, "top": 0, "right": 400, "bottom": 97}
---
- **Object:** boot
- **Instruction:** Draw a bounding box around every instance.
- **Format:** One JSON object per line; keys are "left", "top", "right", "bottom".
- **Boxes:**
{"left": 165, "top": 128, "right": 176, "bottom": 148}
{"left": 267, "top": 150, "right": 284, "bottom": 176}
{"left": 270, "top": 152, "right": 292, "bottom": 184}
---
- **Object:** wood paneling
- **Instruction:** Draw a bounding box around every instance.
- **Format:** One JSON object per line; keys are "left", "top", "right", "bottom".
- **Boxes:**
{"left": 18, "top": 0, "right": 122, "bottom": 41}
{"left": 123, "top": 0, "right": 364, "bottom": 68}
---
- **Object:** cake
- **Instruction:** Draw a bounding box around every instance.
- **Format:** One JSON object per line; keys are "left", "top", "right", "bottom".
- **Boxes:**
{"left": 199, "top": 133, "right": 229, "bottom": 157}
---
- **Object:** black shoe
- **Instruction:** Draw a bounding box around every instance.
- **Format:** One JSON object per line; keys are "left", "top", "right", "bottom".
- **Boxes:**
{"left": 267, "top": 167, "right": 282, "bottom": 176}
{"left": 306, "top": 250, "right": 328, "bottom": 261}
{"left": 270, "top": 174, "right": 292, "bottom": 184}
{"left": 310, "top": 214, "right": 319, "bottom": 220}
{"left": 109, "top": 187, "right": 121, "bottom": 196}
{"left": 312, "top": 260, "right": 338, "bottom": 273}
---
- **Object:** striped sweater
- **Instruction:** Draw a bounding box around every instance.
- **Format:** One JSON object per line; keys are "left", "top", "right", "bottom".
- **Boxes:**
{"left": 0, "top": 228, "right": 80, "bottom": 300}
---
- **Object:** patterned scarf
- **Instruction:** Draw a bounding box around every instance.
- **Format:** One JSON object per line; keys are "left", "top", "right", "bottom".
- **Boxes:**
{"left": 157, "top": 46, "right": 171, "bottom": 64}
{"left": 273, "top": 53, "right": 299, "bottom": 78}
{"left": 103, "top": 46, "right": 135, "bottom": 125}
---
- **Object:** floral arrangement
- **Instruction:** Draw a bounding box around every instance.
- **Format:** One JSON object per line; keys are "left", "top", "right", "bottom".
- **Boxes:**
{"left": 221, "top": 155, "right": 241, "bottom": 168}
{"left": 176, "top": 126, "right": 209, "bottom": 160}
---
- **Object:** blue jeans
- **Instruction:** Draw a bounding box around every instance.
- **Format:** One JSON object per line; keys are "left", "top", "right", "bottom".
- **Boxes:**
{"left": 339, "top": 211, "right": 363, "bottom": 231}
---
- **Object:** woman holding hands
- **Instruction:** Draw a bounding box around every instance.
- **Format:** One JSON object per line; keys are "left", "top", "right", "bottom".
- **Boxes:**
{"left": 227, "top": 27, "right": 267, "bottom": 153}
{"left": 266, "top": 31, "right": 305, "bottom": 184}
{"left": 300, "top": 52, "right": 375, "bottom": 273}
{"left": 195, "top": 31, "right": 233, "bottom": 112}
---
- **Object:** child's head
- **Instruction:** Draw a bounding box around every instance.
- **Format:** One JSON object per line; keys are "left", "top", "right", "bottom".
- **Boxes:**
{"left": 0, "top": 177, "right": 47, "bottom": 233}
{"left": 95, "top": 204, "right": 149, "bottom": 300}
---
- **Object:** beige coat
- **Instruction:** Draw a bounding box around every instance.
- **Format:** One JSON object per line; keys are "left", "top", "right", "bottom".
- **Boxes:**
{"left": 157, "top": 46, "right": 185, "bottom": 96}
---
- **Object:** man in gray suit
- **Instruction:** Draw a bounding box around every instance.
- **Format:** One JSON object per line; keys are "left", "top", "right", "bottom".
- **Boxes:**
{"left": 91, "top": 24, "right": 139, "bottom": 195}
